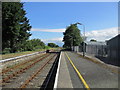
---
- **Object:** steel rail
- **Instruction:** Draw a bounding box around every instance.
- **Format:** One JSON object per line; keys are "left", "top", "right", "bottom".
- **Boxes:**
{"left": 1, "top": 54, "right": 51, "bottom": 84}
{"left": 20, "top": 54, "right": 57, "bottom": 88}
{"left": 1, "top": 53, "right": 47, "bottom": 74}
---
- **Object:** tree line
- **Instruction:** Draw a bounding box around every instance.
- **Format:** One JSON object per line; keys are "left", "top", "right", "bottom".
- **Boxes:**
{"left": 2, "top": 2, "right": 59, "bottom": 54}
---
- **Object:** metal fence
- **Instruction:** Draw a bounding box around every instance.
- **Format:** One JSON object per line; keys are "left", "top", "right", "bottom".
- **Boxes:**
{"left": 86, "top": 45, "right": 108, "bottom": 57}
{"left": 72, "top": 44, "right": 119, "bottom": 66}
{"left": 72, "top": 45, "right": 108, "bottom": 57}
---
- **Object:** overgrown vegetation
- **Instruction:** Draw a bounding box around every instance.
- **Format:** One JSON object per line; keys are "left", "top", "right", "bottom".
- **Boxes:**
{"left": 2, "top": 38, "right": 48, "bottom": 54}
{"left": 2, "top": 48, "right": 46, "bottom": 60}
{"left": 2, "top": 2, "right": 59, "bottom": 54}
{"left": 2, "top": 2, "right": 32, "bottom": 53}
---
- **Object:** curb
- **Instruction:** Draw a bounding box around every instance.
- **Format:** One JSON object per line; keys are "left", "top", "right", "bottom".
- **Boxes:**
{"left": 53, "top": 51, "right": 62, "bottom": 89}
{"left": 0, "top": 51, "right": 46, "bottom": 63}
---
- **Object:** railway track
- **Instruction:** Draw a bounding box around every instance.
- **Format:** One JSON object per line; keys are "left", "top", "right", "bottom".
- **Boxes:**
{"left": 1, "top": 53, "right": 47, "bottom": 74}
{"left": 1, "top": 51, "right": 59, "bottom": 89}
{"left": 1, "top": 54, "right": 50, "bottom": 84}
{"left": 20, "top": 54, "right": 57, "bottom": 88}
{"left": 1, "top": 52, "right": 46, "bottom": 72}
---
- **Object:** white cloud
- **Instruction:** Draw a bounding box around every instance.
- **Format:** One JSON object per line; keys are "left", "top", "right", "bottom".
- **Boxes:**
{"left": 31, "top": 28, "right": 65, "bottom": 46}
{"left": 31, "top": 28, "right": 65, "bottom": 32}
{"left": 86, "top": 27, "right": 118, "bottom": 41}
{"left": 42, "top": 37, "right": 64, "bottom": 46}
{"left": 42, "top": 37, "right": 63, "bottom": 42}
{"left": 31, "top": 27, "right": 119, "bottom": 45}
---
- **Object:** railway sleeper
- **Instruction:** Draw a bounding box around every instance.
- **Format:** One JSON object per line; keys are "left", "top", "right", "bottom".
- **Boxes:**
{"left": 1, "top": 54, "right": 51, "bottom": 84}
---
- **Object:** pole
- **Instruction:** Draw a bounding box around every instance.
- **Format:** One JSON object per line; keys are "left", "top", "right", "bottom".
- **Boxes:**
{"left": 76, "top": 22, "right": 85, "bottom": 57}
{"left": 83, "top": 24, "right": 85, "bottom": 57}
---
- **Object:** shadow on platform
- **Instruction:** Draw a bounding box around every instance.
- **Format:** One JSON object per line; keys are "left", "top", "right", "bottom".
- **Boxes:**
{"left": 95, "top": 56, "right": 119, "bottom": 67}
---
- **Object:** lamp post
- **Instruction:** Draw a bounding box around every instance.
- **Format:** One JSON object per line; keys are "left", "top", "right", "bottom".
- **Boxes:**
{"left": 75, "top": 22, "right": 85, "bottom": 57}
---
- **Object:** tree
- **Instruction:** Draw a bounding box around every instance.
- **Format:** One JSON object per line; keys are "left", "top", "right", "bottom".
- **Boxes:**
{"left": 22, "top": 39, "right": 45, "bottom": 51}
{"left": 30, "top": 39, "right": 45, "bottom": 49}
{"left": 63, "top": 24, "right": 83, "bottom": 48}
{"left": 55, "top": 45, "right": 59, "bottom": 47}
{"left": 90, "top": 39, "right": 97, "bottom": 42}
{"left": 2, "top": 2, "right": 31, "bottom": 53}
{"left": 48, "top": 43, "right": 59, "bottom": 48}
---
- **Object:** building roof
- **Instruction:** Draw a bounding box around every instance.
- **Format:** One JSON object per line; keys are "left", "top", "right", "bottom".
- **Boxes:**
{"left": 107, "top": 34, "right": 120, "bottom": 43}
{"left": 85, "top": 41, "right": 106, "bottom": 45}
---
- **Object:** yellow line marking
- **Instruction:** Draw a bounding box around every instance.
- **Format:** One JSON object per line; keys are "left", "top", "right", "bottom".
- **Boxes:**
{"left": 65, "top": 52, "right": 90, "bottom": 90}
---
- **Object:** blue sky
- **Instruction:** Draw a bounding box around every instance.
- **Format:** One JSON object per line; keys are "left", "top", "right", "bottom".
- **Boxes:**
{"left": 23, "top": 2, "right": 118, "bottom": 46}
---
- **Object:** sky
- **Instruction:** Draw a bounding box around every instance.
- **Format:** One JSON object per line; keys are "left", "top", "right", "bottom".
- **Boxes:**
{"left": 22, "top": 2, "right": 118, "bottom": 46}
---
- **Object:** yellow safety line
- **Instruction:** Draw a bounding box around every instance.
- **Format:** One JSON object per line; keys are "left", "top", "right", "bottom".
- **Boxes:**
{"left": 65, "top": 52, "right": 90, "bottom": 90}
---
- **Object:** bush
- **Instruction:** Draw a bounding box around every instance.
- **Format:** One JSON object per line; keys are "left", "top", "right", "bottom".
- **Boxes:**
{"left": 45, "top": 46, "right": 51, "bottom": 49}
{"left": 35, "top": 46, "right": 42, "bottom": 49}
{"left": 2, "top": 48, "right": 11, "bottom": 54}
{"left": 48, "top": 43, "right": 59, "bottom": 48}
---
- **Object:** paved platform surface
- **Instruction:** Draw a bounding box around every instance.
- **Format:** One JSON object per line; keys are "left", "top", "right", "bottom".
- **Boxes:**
{"left": 77, "top": 52, "right": 119, "bottom": 74}
{"left": 54, "top": 51, "right": 118, "bottom": 89}
{"left": 55, "top": 52, "right": 73, "bottom": 88}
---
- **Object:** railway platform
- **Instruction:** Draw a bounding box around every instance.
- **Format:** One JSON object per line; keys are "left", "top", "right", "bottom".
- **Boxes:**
{"left": 54, "top": 52, "right": 73, "bottom": 88}
{"left": 54, "top": 51, "right": 118, "bottom": 89}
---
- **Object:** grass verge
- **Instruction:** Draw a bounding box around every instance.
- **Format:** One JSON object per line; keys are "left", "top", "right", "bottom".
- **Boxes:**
{"left": 1, "top": 49, "right": 46, "bottom": 60}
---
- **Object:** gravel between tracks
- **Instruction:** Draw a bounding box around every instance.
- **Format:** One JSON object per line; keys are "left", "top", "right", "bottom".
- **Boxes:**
{"left": 2, "top": 53, "right": 58, "bottom": 89}
{"left": 1, "top": 53, "right": 46, "bottom": 71}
